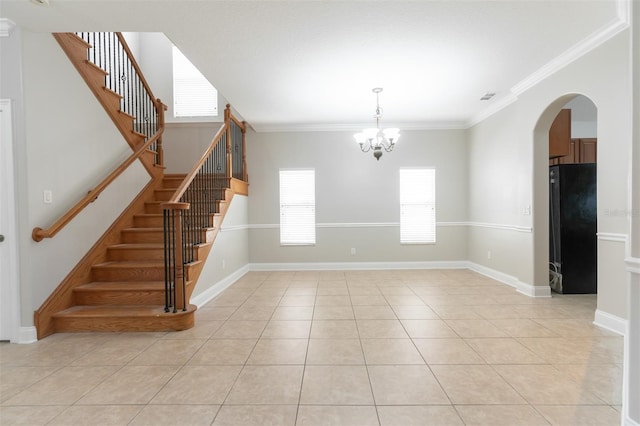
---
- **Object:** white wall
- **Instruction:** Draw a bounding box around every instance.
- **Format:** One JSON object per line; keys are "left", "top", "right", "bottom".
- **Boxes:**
{"left": 191, "top": 195, "right": 249, "bottom": 300}
{"left": 247, "top": 129, "right": 468, "bottom": 266}
{"left": 3, "top": 29, "right": 250, "bottom": 331}
{"left": 162, "top": 123, "right": 224, "bottom": 174}
{"left": 564, "top": 95, "right": 598, "bottom": 138}
{"left": 467, "top": 30, "right": 631, "bottom": 318}
{"left": 13, "top": 30, "right": 151, "bottom": 324}
{"left": 135, "top": 32, "right": 230, "bottom": 124}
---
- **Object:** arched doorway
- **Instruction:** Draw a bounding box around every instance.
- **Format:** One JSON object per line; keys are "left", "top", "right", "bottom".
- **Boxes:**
{"left": 532, "top": 94, "right": 598, "bottom": 297}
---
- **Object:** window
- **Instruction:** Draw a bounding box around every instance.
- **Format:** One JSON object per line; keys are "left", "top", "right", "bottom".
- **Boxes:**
{"left": 279, "top": 169, "right": 316, "bottom": 245}
{"left": 172, "top": 46, "right": 218, "bottom": 117}
{"left": 400, "top": 168, "right": 436, "bottom": 244}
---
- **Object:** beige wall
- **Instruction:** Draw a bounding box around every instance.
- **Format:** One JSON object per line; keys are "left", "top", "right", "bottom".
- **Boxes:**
{"left": 246, "top": 129, "right": 469, "bottom": 266}
{"left": 6, "top": 25, "right": 634, "bottom": 330}
{"left": 15, "top": 31, "right": 151, "bottom": 322}
{"left": 467, "top": 30, "right": 632, "bottom": 317}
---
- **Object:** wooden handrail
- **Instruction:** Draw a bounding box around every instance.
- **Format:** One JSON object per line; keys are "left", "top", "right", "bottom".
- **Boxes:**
{"left": 32, "top": 129, "right": 164, "bottom": 242}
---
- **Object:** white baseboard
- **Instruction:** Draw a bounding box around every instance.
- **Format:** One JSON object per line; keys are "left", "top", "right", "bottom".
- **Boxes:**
{"left": 624, "top": 414, "right": 640, "bottom": 426}
{"left": 190, "top": 265, "right": 250, "bottom": 307}
{"left": 17, "top": 326, "right": 37, "bottom": 344}
{"left": 248, "top": 261, "right": 468, "bottom": 271}
{"left": 249, "top": 261, "right": 550, "bottom": 298}
{"left": 466, "top": 262, "right": 519, "bottom": 287}
{"left": 516, "top": 280, "right": 552, "bottom": 297}
{"left": 593, "top": 309, "right": 627, "bottom": 336}
{"left": 466, "top": 262, "right": 551, "bottom": 297}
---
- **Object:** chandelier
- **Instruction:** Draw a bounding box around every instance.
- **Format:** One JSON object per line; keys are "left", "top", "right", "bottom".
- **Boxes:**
{"left": 353, "top": 87, "right": 400, "bottom": 160}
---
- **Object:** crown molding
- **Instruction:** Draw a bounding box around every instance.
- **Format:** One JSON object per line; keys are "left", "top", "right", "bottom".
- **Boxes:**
{"left": 0, "top": 19, "right": 16, "bottom": 37}
{"left": 461, "top": 0, "right": 629, "bottom": 129}
{"left": 511, "top": 1, "right": 630, "bottom": 96}
{"left": 465, "top": 93, "right": 519, "bottom": 129}
{"left": 249, "top": 1, "right": 629, "bottom": 133}
{"left": 250, "top": 120, "right": 468, "bottom": 133}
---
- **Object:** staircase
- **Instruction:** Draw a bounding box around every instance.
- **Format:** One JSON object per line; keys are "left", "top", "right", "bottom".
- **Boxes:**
{"left": 50, "top": 175, "right": 199, "bottom": 333}
{"left": 52, "top": 32, "right": 164, "bottom": 177}
{"left": 33, "top": 32, "right": 248, "bottom": 339}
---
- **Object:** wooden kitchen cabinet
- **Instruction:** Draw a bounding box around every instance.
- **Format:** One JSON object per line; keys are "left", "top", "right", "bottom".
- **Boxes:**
{"left": 549, "top": 109, "right": 571, "bottom": 158}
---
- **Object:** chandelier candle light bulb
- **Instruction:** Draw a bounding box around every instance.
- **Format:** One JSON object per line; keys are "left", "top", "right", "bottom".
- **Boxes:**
{"left": 354, "top": 88, "right": 400, "bottom": 160}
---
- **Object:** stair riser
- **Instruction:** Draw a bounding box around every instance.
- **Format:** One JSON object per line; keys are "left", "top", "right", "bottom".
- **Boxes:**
{"left": 133, "top": 215, "right": 163, "bottom": 227}
{"left": 75, "top": 290, "right": 165, "bottom": 306}
{"left": 163, "top": 180, "right": 183, "bottom": 189}
{"left": 122, "top": 231, "right": 164, "bottom": 244}
{"left": 53, "top": 312, "right": 194, "bottom": 333}
{"left": 154, "top": 190, "right": 175, "bottom": 201}
{"left": 107, "top": 248, "right": 165, "bottom": 261}
{"left": 145, "top": 203, "right": 163, "bottom": 214}
{"left": 92, "top": 267, "right": 165, "bottom": 282}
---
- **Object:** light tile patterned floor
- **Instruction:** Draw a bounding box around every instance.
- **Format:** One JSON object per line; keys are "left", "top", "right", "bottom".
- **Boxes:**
{"left": 0, "top": 269, "right": 624, "bottom": 425}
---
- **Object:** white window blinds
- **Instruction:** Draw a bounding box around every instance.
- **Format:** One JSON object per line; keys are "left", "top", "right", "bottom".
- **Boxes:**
{"left": 280, "top": 169, "right": 316, "bottom": 245}
{"left": 400, "top": 168, "right": 436, "bottom": 244}
{"left": 172, "top": 46, "right": 218, "bottom": 117}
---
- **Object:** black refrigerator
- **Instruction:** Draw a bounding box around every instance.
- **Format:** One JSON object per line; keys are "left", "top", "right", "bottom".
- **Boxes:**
{"left": 549, "top": 164, "right": 597, "bottom": 294}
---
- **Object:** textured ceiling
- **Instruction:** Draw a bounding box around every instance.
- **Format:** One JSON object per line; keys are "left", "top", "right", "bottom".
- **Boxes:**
{"left": 1, "top": 0, "right": 626, "bottom": 131}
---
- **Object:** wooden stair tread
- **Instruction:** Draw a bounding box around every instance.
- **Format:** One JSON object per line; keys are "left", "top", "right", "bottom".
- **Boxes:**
{"left": 76, "top": 281, "right": 165, "bottom": 291}
{"left": 94, "top": 260, "right": 164, "bottom": 268}
{"left": 54, "top": 304, "right": 196, "bottom": 318}
{"left": 108, "top": 243, "right": 164, "bottom": 250}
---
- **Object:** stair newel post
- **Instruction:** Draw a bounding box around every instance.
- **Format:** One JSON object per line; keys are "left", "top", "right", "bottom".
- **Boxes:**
{"left": 225, "top": 105, "right": 233, "bottom": 185}
{"left": 155, "top": 98, "right": 167, "bottom": 167}
{"left": 241, "top": 120, "right": 248, "bottom": 182}
{"left": 162, "top": 202, "right": 190, "bottom": 313}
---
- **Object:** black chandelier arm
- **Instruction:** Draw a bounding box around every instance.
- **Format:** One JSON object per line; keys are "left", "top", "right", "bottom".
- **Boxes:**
{"left": 359, "top": 142, "right": 373, "bottom": 153}
{"left": 382, "top": 143, "right": 396, "bottom": 152}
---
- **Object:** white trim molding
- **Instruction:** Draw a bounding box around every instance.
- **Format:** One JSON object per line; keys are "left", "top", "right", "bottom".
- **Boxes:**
{"left": 467, "top": 261, "right": 551, "bottom": 297}
{"left": 249, "top": 221, "right": 531, "bottom": 232}
{"left": 467, "top": 222, "right": 532, "bottom": 233}
{"left": 468, "top": 0, "right": 630, "bottom": 129}
{"left": 625, "top": 256, "right": 640, "bottom": 274}
{"left": 219, "top": 224, "right": 250, "bottom": 232}
{"left": 17, "top": 327, "right": 37, "bottom": 344}
{"left": 190, "top": 264, "right": 250, "bottom": 307}
{"left": 598, "top": 232, "right": 629, "bottom": 243}
{"left": 511, "top": 1, "right": 630, "bottom": 96}
{"left": 624, "top": 416, "right": 640, "bottom": 426}
{"left": 251, "top": 121, "right": 467, "bottom": 133}
{"left": 593, "top": 309, "right": 628, "bottom": 336}
{"left": 249, "top": 260, "right": 468, "bottom": 272}
{"left": 516, "top": 281, "right": 552, "bottom": 298}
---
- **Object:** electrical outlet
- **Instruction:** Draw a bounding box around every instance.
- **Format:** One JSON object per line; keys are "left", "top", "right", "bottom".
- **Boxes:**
{"left": 222, "top": 259, "right": 226, "bottom": 269}
{"left": 350, "top": 248, "right": 356, "bottom": 255}
{"left": 487, "top": 250, "right": 492, "bottom": 259}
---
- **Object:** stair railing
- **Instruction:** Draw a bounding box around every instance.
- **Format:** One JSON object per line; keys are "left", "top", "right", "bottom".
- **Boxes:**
{"left": 162, "top": 105, "right": 247, "bottom": 312}
{"left": 33, "top": 32, "right": 166, "bottom": 242}
{"left": 75, "top": 32, "right": 165, "bottom": 165}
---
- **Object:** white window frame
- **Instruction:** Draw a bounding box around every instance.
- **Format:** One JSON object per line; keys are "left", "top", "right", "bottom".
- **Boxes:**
{"left": 172, "top": 45, "right": 218, "bottom": 118}
{"left": 279, "top": 169, "right": 316, "bottom": 246}
{"left": 400, "top": 168, "right": 436, "bottom": 244}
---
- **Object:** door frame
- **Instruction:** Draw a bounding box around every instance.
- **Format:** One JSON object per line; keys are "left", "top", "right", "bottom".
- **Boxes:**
{"left": 1, "top": 98, "right": 21, "bottom": 342}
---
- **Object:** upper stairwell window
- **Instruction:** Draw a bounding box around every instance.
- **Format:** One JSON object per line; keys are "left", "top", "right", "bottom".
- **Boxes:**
{"left": 172, "top": 46, "right": 218, "bottom": 118}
